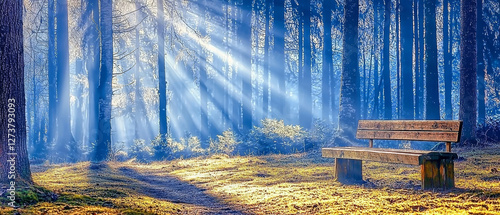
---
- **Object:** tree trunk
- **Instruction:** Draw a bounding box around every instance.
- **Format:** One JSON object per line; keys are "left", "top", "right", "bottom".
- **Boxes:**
{"left": 157, "top": 0, "right": 168, "bottom": 140}
{"left": 383, "top": 0, "right": 391, "bottom": 120}
{"left": 224, "top": 2, "right": 231, "bottom": 128}
{"left": 262, "top": 0, "right": 271, "bottom": 119}
{"left": 56, "top": 0, "right": 77, "bottom": 162}
{"left": 272, "top": 0, "right": 285, "bottom": 119}
{"left": 0, "top": 0, "right": 33, "bottom": 187}
{"left": 444, "top": 0, "right": 453, "bottom": 120}
{"left": 416, "top": 0, "right": 425, "bottom": 119}
{"left": 372, "top": 0, "right": 381, "bottom": 119}
{"left": 231, "top": 2, "right": 241, "bottom": 132}
{"left": 322, "top": 0, "right": 333, "bottom": 122}
{"left": 476, "top": 0, "right": 485, "bottom": 125}
{"left": 395, "top": 0, "right": 401, "bottom": 119}
{"left": 199, "top": 1, "right": 209, "bottom": 144}
{"left": 135, "top": 1, "right": 143, "bottom": 141}
{"left": 300, "top": 0, "right": 312, "bottom": 129}
{"left": 87, "top": 0, "right": 100, "bottom": 149}
{"left": 401, "top": 0, "right": 414, "bottom": 119}
{"left": 414, "top": 0, "right": 421, "bottom": 119}
{"left": 336, "top": 0, "right": 360, "bottom": 146}
{"left": 241, "top": 0, "right": 253, "bottom": 132}
{"left": 459, "top": 0, "right": 477, "bottom": 145}
{"left": 424, "top": 0, "right": 440, "bottom": 120}
{"left": 95, "top": 0, "right": 113, "bottom": 161}
{"left": 48, "top": 0, "right": 57, "bottom": 146}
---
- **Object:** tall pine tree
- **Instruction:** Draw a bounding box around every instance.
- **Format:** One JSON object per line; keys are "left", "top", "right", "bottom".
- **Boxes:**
{"left": 424, "top": 0, "right": 440, "bottom": 120}
{"left": 299, "top": 0, "right": 312, "bottom": 129}
{"left": 459, "top": 0, "right": 477, "bottom": 145}
{"left": 0, "top": 0, "right": 33, "bottom": 186}
{"left": 94, "top": 0, "right": 113, "bottom": 161}
{"left": 401, "top": 0, "right": 414, "bottom": 119}
{"left": 336, "top": 0, "right": 360, "bottom": 146}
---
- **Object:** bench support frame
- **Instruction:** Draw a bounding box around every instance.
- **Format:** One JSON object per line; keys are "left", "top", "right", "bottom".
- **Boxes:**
{"left": 335, "top": 158, "right": 363, "bottom": 184}
{"left": 333, "top": 157, "right": 455, "bottom": 189}
{"left": 421, "top": 158, "right": 454, "bottom": 189}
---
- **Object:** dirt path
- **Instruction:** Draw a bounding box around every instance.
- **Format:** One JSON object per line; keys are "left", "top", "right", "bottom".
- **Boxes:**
{"left": 118, "top": 167, "right": 246, "bottom": 215}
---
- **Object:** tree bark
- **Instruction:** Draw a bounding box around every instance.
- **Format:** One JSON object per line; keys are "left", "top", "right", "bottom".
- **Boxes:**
{"left": 424, "top": 0, "right": 440, "bottom": 120}
{"left": 157, "top": 0, "right": 168, "bottom": 140}
{"left": 336, "top": 0, "right": 360, "bottom": 146}
{"left": 135, "top": 1, "right": 144, "bottom": 141}
{"left": 444, "top": 0, "right": 453, "bottom": 120}
{"left": 459, "top": 0, "right": 477, "bottom": 145}
{"left": 272, "top": 0, "right": 285, "bottom": 119}
{"left": 262, "top": 0, "right": 271, "bottom": 119}
{"left": 383, "top": 0, "right": 391, "bottom": 120}
{"left": 48, "top": 0, "right": 57, "bottom": 146}
{"left": 414, "top": 0, "right": 420, "bottom": 119}
{"left": 416, "top": 0, "right": 425, "bottom": 119}
{"left": 240, "top": 0, "right": 253, "bottom": 132}
{"left": 372, "top": 0, "right": 381, "bottom": 119}
{"left": 477, "top": 0, "right": 485, "bottom": 125}
{"left": 322, "top": 0, "right": 333, "bottom": 122}
{"left": 401, "top": 0, "right": 414, "bottom": 119}
{"left": 56, "top": 0, "right": 77, "bottom": 161}
{"left": 87, "top": 0, "right": 100, "bottom": 149}
{"left": 299, "top": 0, "right": 312, "bottom": 129}
{"left": 199, "top": 0, "right": 209, "bottom": 144}
{"left": 0, "top": 0, "right": 33, "bottom": 186}
{"left": 95, "top": 0, "right": 113, "bottom": 161}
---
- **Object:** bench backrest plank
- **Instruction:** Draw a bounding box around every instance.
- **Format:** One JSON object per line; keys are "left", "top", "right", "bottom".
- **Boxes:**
{"left": 356, "top": 120, "right": 463, "bottom": 143}
{"left": 358, "top": 120, "right": 462, "bottom": 132}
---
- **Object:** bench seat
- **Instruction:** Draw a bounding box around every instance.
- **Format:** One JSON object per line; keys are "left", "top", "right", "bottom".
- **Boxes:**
{"left": 322, "top": 147, "right": 458, "bottom": 165}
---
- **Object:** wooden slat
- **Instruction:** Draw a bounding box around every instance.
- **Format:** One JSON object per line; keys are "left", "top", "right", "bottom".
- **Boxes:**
{"left": 322, "top": 147, "right": 458, "bottom": 165}
{"left": 323, "top": 148, "right": 423, "bottom": 165}
{"left": 356, "top": 130, "right": 460, "bottom": 142}
{"left": 329, "top": 147, "right": 457, "bottom": 159}
{"left": 358, "top": 120, "right": 462, "bottom": 132}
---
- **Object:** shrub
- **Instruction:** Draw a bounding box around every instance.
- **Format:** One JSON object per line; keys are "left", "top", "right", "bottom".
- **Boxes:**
{"left": 129, "top": 139, "right": 153, "bottom": 162}
{"left": 166, "top": 137, "right": 186, "bottom": 159}
{"left": 247, "top": 118, "right": 306, "bottom": 155}
{"left": 476, "top": 118, "right": 500, "bottom": 144}
{"left": 152, "top": 135, "right": 207, "bottom": 160}
{"left": 185, "top": 136, "right": 206, "bottom": 157}
{"left": 209, "top": 130, "right": 240, "bottom": 155}
{"left": 109, "top": 142, "right": 127, "bottom": 162}
{"left": 307, "top": 119, "right": 337, "bottom": 150}
{"left": 151, "top": 134, "right": 171, "bottom": 160}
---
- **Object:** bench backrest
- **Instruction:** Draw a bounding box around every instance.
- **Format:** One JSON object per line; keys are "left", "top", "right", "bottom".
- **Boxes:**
{"left": 356, "top": 120, "right": 463, "bottom": 152}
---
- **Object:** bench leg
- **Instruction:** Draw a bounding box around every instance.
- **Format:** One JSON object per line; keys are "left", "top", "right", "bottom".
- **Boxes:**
{"left": 335, "top": 158, "right": 363, "bottom": 184}
{"left": 440, "top": 159, "right": 455, "bottom": 189}
{"left": 421, "top": 159, "right": 455, "bottom": 189}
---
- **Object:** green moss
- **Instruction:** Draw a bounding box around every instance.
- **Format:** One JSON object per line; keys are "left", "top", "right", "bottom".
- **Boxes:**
{"left": 57, "top": 193, "right": 100, "bottom": 206}
{"left": 121, "top": 209, "right": 155, "bottom": 215}
{"left": 16, "top": 189, "right": 39, "bottom": 204}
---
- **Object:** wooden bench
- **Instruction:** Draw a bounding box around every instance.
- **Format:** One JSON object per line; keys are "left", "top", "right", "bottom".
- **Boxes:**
{"left": 322, "top": 120, "right": 463, "bottom": 189}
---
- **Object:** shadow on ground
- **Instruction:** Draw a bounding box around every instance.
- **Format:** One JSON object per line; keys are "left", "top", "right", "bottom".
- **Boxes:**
{"left": 117, "top": 166, "right": 246, "bottom": 214}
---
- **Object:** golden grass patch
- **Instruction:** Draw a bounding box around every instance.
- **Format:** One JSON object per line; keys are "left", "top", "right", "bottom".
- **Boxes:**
{"left": 2, "top": 146, "right": 499, "bottom": 214}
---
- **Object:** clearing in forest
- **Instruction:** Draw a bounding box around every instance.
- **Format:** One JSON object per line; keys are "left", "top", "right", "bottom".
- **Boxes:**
{"left": 2, "top": 145, "right": 500, "bottom": 214}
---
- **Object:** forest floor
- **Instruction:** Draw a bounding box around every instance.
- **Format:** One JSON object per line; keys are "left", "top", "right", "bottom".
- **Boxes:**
{"left": 2, "top": 145, "right": 500, "bottom": 214}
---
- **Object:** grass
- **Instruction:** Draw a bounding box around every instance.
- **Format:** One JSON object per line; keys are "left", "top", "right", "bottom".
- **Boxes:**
{"left": 2, "top": 145, "right": 500, "bottom": 214}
